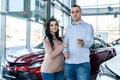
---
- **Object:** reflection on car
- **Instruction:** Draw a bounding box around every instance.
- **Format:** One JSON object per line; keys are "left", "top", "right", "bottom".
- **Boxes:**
{"left": 1, "top": 37, "right": 116, "bottom": 80}
{"left": 109, "top": 38, "right": 120, "bottom": 55}
{"left": 96, "top": 54, "right": 120, "bottom": 80}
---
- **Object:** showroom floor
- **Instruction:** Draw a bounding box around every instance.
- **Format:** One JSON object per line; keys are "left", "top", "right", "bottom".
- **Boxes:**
{"left": 90, "top": 74, "right": 97, "bottom": 80}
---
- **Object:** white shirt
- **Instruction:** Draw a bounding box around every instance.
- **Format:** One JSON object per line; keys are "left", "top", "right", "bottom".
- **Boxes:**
{"left": 63, "top": 21, "right": 94, "bottom": 64}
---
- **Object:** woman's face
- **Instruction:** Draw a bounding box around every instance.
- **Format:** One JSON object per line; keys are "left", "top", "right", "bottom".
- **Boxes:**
{"left": 50, "top": 21, "right": 58, "bottom": 34}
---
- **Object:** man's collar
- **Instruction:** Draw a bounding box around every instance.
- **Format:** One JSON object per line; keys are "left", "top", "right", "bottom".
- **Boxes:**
{"left": 72, "top": 20, "right": 84, "bottom": 25}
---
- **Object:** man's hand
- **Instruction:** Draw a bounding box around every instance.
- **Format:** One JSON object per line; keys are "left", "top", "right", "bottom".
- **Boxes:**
{"left": 77, "top": 39, "right": 84, "bottom": 46}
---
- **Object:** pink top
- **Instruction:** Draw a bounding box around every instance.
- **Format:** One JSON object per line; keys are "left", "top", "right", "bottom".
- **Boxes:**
{"left": 41, "top": 37, "right": 64, "bottom": 73}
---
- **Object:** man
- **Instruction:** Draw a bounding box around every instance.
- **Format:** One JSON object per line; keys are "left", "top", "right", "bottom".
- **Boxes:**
{"left": 63, "top": 5, "right": 94, "bottom": 80}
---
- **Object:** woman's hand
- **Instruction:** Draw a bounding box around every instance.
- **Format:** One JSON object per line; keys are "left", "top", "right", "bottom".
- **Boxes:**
{"left": 63, "top": 52, "right": 69, "bottom": 59}
{"left": 63, "top": 43, "right": 67, "bottom": 48}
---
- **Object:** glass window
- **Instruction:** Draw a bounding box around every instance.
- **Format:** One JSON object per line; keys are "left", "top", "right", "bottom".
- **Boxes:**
{"left": 117, "top": 39, "right": 120, "bottom": 44}
{"left": 0, "top": 0, "right": 1, "bottom": 12}
{"left": 108, "top": 31, "right": 120, "bottom": 42}
{"left": 82, "top": 16, "right": 97, "bottom": 31}
{"left": 77, "top": 0, "right": 97, "bottom": 8}
{"left": 54, "top": 7, "right": 63, "bottom": 26}
{"left": 8, "top": 0, "right": 24, "bottom": 11}
{"left": 31, "top": 22, "right": 44, "bottom": 47}
{"left": 7, "top": 0, "right": 27, "bottom": 18}
{"left": 82, "top": 15, "right": 120, "bottom": 42}
{"left": 98, "top": 0, "right": 119, "bottom": 8}
{"left": 98, "top": 0, "right": 119, "bottom": 5}
{"left": 58, "top": 0, "right": 63, "bottom": 3}
{"left": 6, "top": 16, "right": 26, "bottom": 58}
{"left": 98, "top": 15, "right": 119, "bottom": 31}
{"left": 6, "top": 16, "right": 26, "bottom": 47}
{"left": 91, "top": 38, "right": 103, "bottom": 49}
{"left": 63, "top": 0, "right": 71, "bottom": 8}
{"left": 95, "top": 39, "right": 102, "bottom": 48}
{"left": 63, "top": 13, "right": 70, "bottom": 34}
{"left": 30, "top": 0, "right": 47, "bottom": 22}
{"left": 77, "top": 0, "right": 119, "bottom": 8}
{"left": 54, "top": 7, "right": 63, "bottom": 36}
{"left": 6, "top": 0, "right": 47, "bottom": 20}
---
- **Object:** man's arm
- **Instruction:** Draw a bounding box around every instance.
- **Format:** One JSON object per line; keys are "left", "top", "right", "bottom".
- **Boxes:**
{"left": 83, "top": 25, "right": 94, "bottom": 48}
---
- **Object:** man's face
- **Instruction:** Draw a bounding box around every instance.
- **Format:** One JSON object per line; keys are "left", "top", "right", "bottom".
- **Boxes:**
{"left": 70, "top": 7, "right": 82, "bottom": 21}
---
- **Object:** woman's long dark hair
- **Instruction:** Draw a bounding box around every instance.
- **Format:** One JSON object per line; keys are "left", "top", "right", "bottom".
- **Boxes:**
{"left": 45, "top": 18, "right": 62, "bottom": 50}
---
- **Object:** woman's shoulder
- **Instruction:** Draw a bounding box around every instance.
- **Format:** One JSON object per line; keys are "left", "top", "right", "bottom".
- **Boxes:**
{"left": 44, "top": 37, "right": 49, "bottom": 43}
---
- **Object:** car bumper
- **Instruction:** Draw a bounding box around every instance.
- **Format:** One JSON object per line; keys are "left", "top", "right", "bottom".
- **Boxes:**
{"left": 1, "top": 66, "right": 40, "bottom": 80}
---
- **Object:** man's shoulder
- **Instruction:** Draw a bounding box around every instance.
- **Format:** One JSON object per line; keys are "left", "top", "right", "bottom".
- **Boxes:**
{"left": 82, "top": 21, "right": 92, "bottom": 26}
{"left": 81, "top": 21, "right": 93, "bottom": 28}
{"left": 66, "top": 25, "right": 73, "bottom": 30}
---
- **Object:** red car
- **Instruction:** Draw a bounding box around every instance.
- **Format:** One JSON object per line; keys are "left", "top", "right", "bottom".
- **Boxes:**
{"left": 1, "top": 37, "right": 116, "bottom": 80}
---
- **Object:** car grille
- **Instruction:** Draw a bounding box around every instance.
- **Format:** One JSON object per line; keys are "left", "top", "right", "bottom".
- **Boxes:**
{"left": 1, "top": 66, "right": 40, "bottom": 80}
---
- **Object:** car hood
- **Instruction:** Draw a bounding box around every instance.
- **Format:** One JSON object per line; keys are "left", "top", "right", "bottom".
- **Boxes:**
{"left": 6, "top": 49, "right": 45, "bottom": 63}
{"left": 105, "top": 55, "right": 120, "bottom": 76}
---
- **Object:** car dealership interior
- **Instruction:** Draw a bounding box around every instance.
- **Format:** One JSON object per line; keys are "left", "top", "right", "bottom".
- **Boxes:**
{"left": 0, "top": 0, "right": 120, "bottom": 80}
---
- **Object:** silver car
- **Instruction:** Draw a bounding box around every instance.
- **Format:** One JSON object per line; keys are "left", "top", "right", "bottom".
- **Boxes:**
{"left": 96, "top": 55, "right": 120, "bottom": 80}
{"left": 109, "top": 38, "right": 120, "bottom": 55}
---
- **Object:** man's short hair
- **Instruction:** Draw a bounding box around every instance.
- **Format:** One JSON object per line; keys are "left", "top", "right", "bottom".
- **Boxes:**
{"left": 71, "top": 5, "right": 81, "bottom": 10}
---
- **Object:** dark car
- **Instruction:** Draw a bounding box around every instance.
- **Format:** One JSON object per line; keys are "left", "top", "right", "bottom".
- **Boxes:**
{"left": 90, "top": 37, "right": 116, "bottom": 75}
{"left": 1, "top": 37, "right": 116, "bottom": 80}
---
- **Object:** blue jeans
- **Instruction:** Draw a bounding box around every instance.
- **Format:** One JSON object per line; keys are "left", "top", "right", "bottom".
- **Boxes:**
{"left": 64, "top": 62, "right": 90, "bottom": 80}
{"left": 41, "top": 71, "right": 64, "bottom": 80}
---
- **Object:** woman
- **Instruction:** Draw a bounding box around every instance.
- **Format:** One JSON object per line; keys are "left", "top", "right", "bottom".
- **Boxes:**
{"left": 41, "top": 18, "right": 65, "bottom": 80}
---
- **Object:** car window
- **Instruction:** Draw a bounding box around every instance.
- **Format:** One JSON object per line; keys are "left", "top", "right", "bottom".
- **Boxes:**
{"left": 34, "top": 43, "right": 44, "bottom": 49}
{"left": 117, "top": 40, "right": 120, "bottom": 44}
{"left": 94, "top": 39, "right": 102, "bottom": 48}
{"left": 90, "top": 38, "right": 105, "bottom": 49}
{"left": 111, "top": 39, "right": 120, "bottom": 45}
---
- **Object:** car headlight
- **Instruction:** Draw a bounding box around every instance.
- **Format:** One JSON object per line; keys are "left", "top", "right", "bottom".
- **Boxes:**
{"left": 29, "top": 62, "right": 42, "bottom": 68}
{"left": 2, "top": 60, "right": 10, "bottom": 70}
